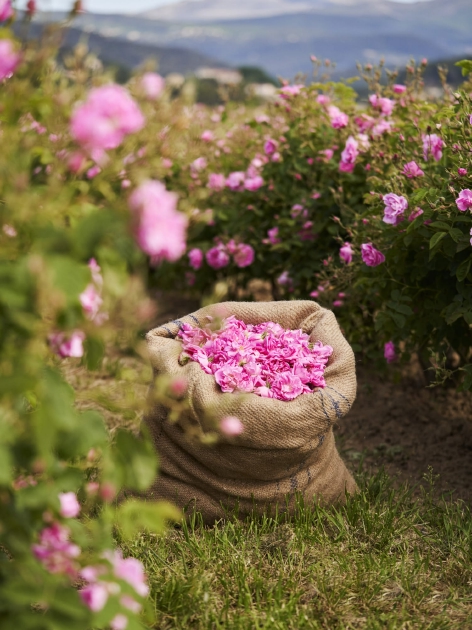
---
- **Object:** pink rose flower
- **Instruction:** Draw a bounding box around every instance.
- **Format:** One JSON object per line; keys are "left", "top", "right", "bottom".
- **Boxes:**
{"left": 3, "top": 223, "right": 16, "bottom": 237}
{"left": 244, "top": 176, "right": 264, "bottom": 191}
{"left": 361, "top": 243, "right": 386, "bottom": 266}
{"left": 32, "top": 523, "right": 80, "bottom": 577}
{"left": 271, "top": 373, "right": 304, "bottom": 401}
{"left": 110, "top": 615, "right": 128, "bottom": 630}
{"left": 201, "top": 130, "right": 214, "bottom": 142}
{"left": 333, "top": 300, "right": 343, "bottom": 307}
{"left": 141, "top": 72, "right": 165, "bottom": 99}
{"left": 402, "top": 161, "right": 424, "bottom": 178}
{"left": 80, "top": 284, "right": 103, "bottom": 321}
{"left": 470, "top": 227, "right": 472, "bottom": 246}
{"left": 206, "top": 245, "right": 230, "bottom": 269}
{"left": 207, "top": 173, "right": 225, "bottom": 191}
{"left": 422, "top": 133, "right": 444, "bottom": 161}
{"left": 70, "top": 85, "right": 144, "bottom": 161}
{"left": 339, "top": 242, "right": 353, "bottom": 264}
{"left": 264, "top": 139, "right": 277, "bottom": 155}
{"left": 80, "top": 583, "right": 109, "bottom": 612}
{"left": 226, "top": 171, "right": 245, "bottom": 191}
{"left": 190, "top": 157, "right": 207, "bottom": 173}
{"left": 0, "top": 39, "right": 20, "bottom": 80}
{"left": 384, "top": 341, "right": 397, "bottom": 363}
{"left": 319, "top": 148, "right": 334, "bottom": 161}
{"left": 393, "top": 84, "right": 407, "bottom": 94}
{"left": 372, "top": 120, "right": 393, "bottom": 136}
{"left": 316, "top": 94, "right": 330, "bottom": 105}
{"left": 279, "top": 84, "right": 304, "bottom": 99}
{"left": 58, "top": 492, "right": 80, "bottom": 518}
{"left": 188, "top": 248, "right": 203, "bottom": 270}
{"left": 408, "top": 207, "right": 424, "bottom": 221}
{"left": 277, "top": 271, "right": 292, "bottom": 287}
{"left": 233, "top": 243, "right": 255, "bottom": 268}
{"left": 0, "top": 0, "right": 13, "bottom": 21}
{"left": 458, "top": 168, "right": 467, "bottom": 176}
{"left": 129, "top": 180, "right": 187, "bottom": 262}
{"left": 48, "top": 331, "right": 85, "bottom": 358}
{"left": 456, "top": 189, "right": 472, "bottom": 212}
{"left": 220, "top": 416, "right": 244, "bottom": 436}
{"left": 267, "top": 227, "right": 280, "bottom": 245}
{"left": 369, "top": 94, "right": 394, "bottom": 116}
{"left": 339, "top": 135, "right": 359, "bottom": 173}
{"left": 328, "top": 105, "right": 349, "bottom": 129}
{"left": 383, "top": 193, "right": 408, "bottom": 225}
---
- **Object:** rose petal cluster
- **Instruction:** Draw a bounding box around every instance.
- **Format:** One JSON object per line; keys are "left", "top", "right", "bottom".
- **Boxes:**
{"left": 384, "top": 341, "right": 397, "bottom": 363}
{"left": 48, "top": 330, "right": 86, "bottom": 358}
{"left": 0, "top": 39, "right": 20, "bottom": 81}
{"left": 205, "top": 241, "right": 254, "bottom": 269}
{"left": 361, "top": 243, "right": 385, "bottom": 267}
{"left": 0, "top": 0, "right": 13, "bottom": 21}
{"left": 178, "top": 316, "right": 333, "bottom": 401}
{"left": 128, "top": 180, "right": 187, "bottom": 263}
{"left": 339, "top": 136, "right": 359, "bottom": 173}
{"left": 456, "top": 189, "right": 472, "bottom": 212}
{"left": 70, "top": 85, "right": 144, "bottom": 162}
{"left": 422, "top": 133, "right": 444, "bottom": 162}
{"left": 32, "top": 523, "right": 80, "bottom": 577}
{"left": 328, "top": 105, "right": 349, "bottom": 129}
{"left": 383, "top": 193, "right": 408, "bottom": 225}
{"left": 402, "top": 161, "right": 424, "bottom": 178}
{"left": 80, "top": 258, "right": 107, "bottom": 324}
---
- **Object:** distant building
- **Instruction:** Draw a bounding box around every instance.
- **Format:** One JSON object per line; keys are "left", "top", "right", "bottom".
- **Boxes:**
{"left": 195, "top": 67, "right": 242, "bottom": 85}
{"left": 245, "top": 82, "right": 277, "bottom": 101}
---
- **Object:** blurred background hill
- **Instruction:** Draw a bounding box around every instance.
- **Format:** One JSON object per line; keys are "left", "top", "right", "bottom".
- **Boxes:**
{"left": 25, "top": 0, "right": 472, "bottom": 88}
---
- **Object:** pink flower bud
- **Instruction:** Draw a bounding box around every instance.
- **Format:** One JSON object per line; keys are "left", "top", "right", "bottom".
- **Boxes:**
{"left": 220, "top": 416, "right": 244, "bottom": 436}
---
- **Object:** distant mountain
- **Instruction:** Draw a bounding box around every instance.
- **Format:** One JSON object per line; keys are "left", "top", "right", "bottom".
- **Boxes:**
{"left": 18, "top": 22, "right": 229, "bottom": 75}
{"left": 30, "top": 0, "right": 472, "bottom": 81}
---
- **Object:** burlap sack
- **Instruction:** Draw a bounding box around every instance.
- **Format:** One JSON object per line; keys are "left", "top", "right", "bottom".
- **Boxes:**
{"left": 143, "top": 300, "right": 357, "bottom": 523}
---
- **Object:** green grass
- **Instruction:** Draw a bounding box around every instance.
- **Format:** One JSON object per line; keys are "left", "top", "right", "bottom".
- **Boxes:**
{"left": 119, "top": 470, "right": 472, "bottom": 629}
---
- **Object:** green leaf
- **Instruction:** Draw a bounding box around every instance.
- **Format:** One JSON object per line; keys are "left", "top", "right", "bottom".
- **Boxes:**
{"left": 455, "top": 60, "right": 472, "bottom": 77}
{"left": 114, "top": 499, "right": 181, "bottom": 539}
{"left": 47, "top": 256, "right": 90, "bottom": 302}
{"left": 111, "top": 430, "right": 158, "bottom": 492}
{"left": 429, "top": 232, "right": 447, "bottom": 249}
{"left": 429, "top": 221, "right": 450, "bottom": 230}
{"left": 449, "top": 228, "right": 464, "bottom": 243}
{"left": 456, "top": 258, "right": 471, "bottom": 282}
{"left": 83, "top": 336, "right": 104, "bottom": 371}
{"left": 387, "top": 301, "right": 414, "bottom": 316}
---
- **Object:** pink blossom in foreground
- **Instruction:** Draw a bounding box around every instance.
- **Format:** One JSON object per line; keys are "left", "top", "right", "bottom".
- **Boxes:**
{"left": 2, "top": 224, "right": 16, "bottom": 237}
{"left": 328, "top": 105, "right": 349, "bottom": 129}
{"left": 70, "top": 85, "right": 144, "bottom": 161}
{"left": 244, "top": 176, "right": 264, "bottom": 191}
{"left": 422, "top": 133, "right": 444, "bottom": 162}
{"left": 339, "top": 242, "right": 353, "bottom": 264}
{"left": 178, "top": 316, "right": 333, "bottom": 401}
{"left": 372, "top": 119, "right": 393, "bottom": 136}
{"left": 403, "top": 161, "right": 424, "bottom": 178}
{"left": 107, "top": 550, "right": 149, "bottom": 597}
{"left": 408, "top": 207, "right": 424, "bottom": 221}
{"left": 233, "top": 243, "right": 255, "bottom": 268}
{"left": 369, "top": 94, "right": 395, "bottom": 116}
{"left": 190, "top": 157, "right": 207, "bottom": 173}
{"left": 458, "top": 168, "right": 467, "bottom": 176}
{"left": 226, "top": 171, "right": 245, "bottom": 191}
{"left": 316, "top": 94, "right": 330, "bottom": 105}
{"left": 0, "top": 0, "right": 13, "bottom": 21}
{"left": 220, "top": 416, "right": 244, "bottom": 436}
{"left": 141, "top": 72, "right": 165, "bottom": 99}
{"left": 384, "top": 341, "right": 397, "bottom": 363}
{"left": 339, "top": 136, "right": 359, "bottom": 173}
{"left": 206, "top": 245, "right": 230, "bottom": 269}
{"left": 279, "top": 84, "right": 304, "bottom": 99}
{"left": 80, "top": 583, "right": 110, "bottom": 612}
{"left": 80, "top": 283, "right": 103, "bottom": 321}
{"left": 361, "top": 243, "right": 386, "bottom": 267}
{"left": 48, "top": 331, "right": 85, "bottom": 358}
{"left": 201, "top": 130, "right": 214, "bottom": 142}
{"left": 267, "top": 227, "right": 280, "bottom": 245}
{"left": 188, "top": 248, "right": 203, "bottom": 270}
{"left": 110, "top": 615, "right": 128, "bottom": 630}
{"left": 207, "top": 173, "right": 225, "bottom": 191}
{"left": 32, "top": 524, "right": 80, "bottom": 577}
{"left": 456, "top": 189, "right": 472, "bottom": 212}
{"left": 393, "top": 84, "right": 407, "bottom": 94}
{"left": 58, "top": 492, "right": 80, "bottom": 518}
{"left": 128, "top": 180, "right": 187, "bottom": 262}
{"left": 0, "top": 39, "right": 20, "bottom": 80}
{"left": 264, "top": 139, "right": 277, "bottom": 155}
{"left": 383, "top": 193, "right": 408, "bottom": 225}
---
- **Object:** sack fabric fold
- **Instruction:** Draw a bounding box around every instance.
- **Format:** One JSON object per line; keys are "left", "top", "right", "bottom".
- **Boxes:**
{"left": 143, "top": 300, "right": 357, "bottom": 523}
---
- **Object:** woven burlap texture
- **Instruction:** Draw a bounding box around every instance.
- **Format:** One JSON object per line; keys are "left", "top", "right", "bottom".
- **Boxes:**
{"left": 143, "top": 301, "right": 357, "bottom": 523}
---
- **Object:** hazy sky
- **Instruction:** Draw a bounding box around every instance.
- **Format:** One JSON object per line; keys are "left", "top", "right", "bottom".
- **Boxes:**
{"left": 32, "top": 0, "right": 432, "bottom": 16}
